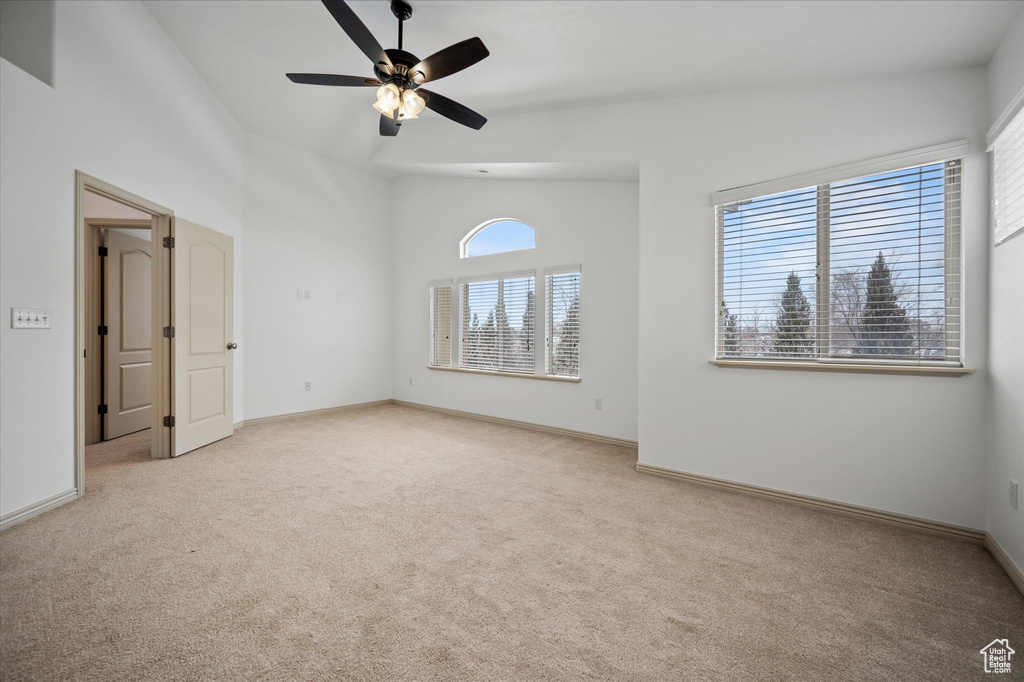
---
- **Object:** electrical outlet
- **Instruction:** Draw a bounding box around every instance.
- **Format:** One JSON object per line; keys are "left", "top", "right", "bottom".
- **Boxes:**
{"left": 594, "top": 398, "right": 602, "bottom": 410}
{"left": 304, "top": 381, "right": 311, "bottom": 392}
{"left": 409, "top": 377, "right": 413, "bottom": 386}
{"left": 304, "top": 289, "right": 311, "bottom": 300}
{"left": 1011, "top": 480, "right": 1019, "bottom": 510}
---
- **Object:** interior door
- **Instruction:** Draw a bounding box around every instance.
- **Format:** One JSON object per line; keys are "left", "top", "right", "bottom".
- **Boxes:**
{"left": 172, "top": 218, "right": 234, "bottom": 457}
{"left": 103, "top": 229, "right": 152, "bottom": 440}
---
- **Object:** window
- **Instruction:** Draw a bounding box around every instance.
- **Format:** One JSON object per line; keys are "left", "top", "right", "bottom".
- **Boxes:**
{"left": 461, "top": 219, "right": 535, "bottom": 258}
{"left": 460, "top": 272, "right": 535, "bottom": 374}
{"left": 546, "top": 267, "right": 581, "bottom": 377}
{"left": 428, "top": 281, "right": 452, "bottom": 367}
{"left": 716, "top": 154, "right": 963, "bottom": 366}
{"left": 991, "top": 107, "right": 1024, "bottom": 245}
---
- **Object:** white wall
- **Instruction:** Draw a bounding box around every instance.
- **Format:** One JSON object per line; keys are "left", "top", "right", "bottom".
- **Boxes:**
{"left": 391, "top": 178, "right": 639, "bottom": 441}
{"left": 986, "top": 6, "right": 1024, "bottom": 572}
{"left": 375, "top": 68, "right": 993, "bottom": 529}
{"left": 242, "top": 133, "right": 393, "bottom": 419}
{"left": 0, "top": 0, "right": 246, "bottom": 517}
{"left": 988, "top": 6, "right": 1024, "bottom": 125}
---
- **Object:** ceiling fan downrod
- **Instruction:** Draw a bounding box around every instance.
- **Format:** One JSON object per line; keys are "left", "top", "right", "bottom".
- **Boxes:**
{"left": 392, "top": 0, "right": 413, "bottom": 50}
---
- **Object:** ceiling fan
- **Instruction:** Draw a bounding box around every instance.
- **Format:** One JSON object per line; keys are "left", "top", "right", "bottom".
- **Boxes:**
{"left": 287, "top": 0, "right": 489, "bottom": 137}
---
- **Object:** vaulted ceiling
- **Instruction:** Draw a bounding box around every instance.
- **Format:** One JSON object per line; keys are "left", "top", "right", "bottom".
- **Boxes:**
{"left": 144, "top": 0, "right": 1022, "bottom": 173}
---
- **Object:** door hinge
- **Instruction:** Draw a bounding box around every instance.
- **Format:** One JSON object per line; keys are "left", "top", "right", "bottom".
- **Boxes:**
{"left": 163, "top": 326, "right": 175, "bottom": 338}
{"left": 163, "top": 236, "right": 175, "bottom": 248}
{"left": 98, "top": 246, "right": 108, "bottom": 257}
{"left": 162, "top": 415, "right": 175, "bottom": 428}
{"left": 98, "top": 325, "right": 108, "bottom": 336}
{"left": 98, "top": 404, "right": 108, "bottom": 415}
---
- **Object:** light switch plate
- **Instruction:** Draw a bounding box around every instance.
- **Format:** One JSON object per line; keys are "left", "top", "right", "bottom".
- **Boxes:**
{"left": 12, "top": 308, "right": 51, "bottom": 329}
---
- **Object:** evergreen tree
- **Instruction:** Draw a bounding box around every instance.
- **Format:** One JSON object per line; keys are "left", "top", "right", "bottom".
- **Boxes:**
{"left": 858, "top": 252, "right": 912, "bottom": 356}
{"left": 480, "top": 310, "right": 497, "bottom": 368}
{"left": 722, "top": 304, "right": 740, "bottom": 357}
{"left": 495, "top": 294, "right": 512, "bottom": 369}
{"left": 520, "top": 290, "right": 534, "bottom": 363}
{"left": 463, "top": 312, "right": 480, "bottom": 365}
{"left": 553, "top": 293, "right": 580, "bottom": 375}
{"left": 772, "top": 271, "right": 813, "bottom": 357}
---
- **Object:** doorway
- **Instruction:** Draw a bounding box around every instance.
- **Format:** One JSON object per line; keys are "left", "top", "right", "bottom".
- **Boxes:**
{"left": 74, "top": 172, "right": 238, "bottom": 500}
{"left": 75, "top": 174, "right": 172, "bottom": 499}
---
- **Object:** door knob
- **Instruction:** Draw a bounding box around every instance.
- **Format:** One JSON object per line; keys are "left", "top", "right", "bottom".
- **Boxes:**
{"left": 227, "top": 342, "right": 237, "bottom": 350}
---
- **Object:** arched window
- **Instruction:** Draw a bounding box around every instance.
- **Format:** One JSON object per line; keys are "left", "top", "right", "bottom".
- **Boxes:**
{"left": 461, "top": 218, "right": 535, "bottom": 258}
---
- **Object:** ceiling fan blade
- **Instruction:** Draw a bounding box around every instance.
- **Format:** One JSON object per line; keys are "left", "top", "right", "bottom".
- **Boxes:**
{"left": 380, "top": 114, "right": 401, "bottom": 137}
{"left": 321, "top": 0, "right": 393, "bottom": 72}
{"left": 286, "top": 73, "right": 381, "bottom": 87}
{"left": 418, "top": 89, "right": 487, "bottom": 130}
{"left": 408, "top": 37, "right": 489, "bottom": 84}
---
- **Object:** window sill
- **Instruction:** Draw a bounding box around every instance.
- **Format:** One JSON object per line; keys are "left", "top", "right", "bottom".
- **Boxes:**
{"left": 427, "top": 366, "right": 581, "bottom": 383}
{"left": 710, "top": 359, "right": 975, "bottom": 377}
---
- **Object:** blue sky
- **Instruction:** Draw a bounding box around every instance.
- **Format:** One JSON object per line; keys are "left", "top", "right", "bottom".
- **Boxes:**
{"left": 465, "top": 220, "right": 536, "bottom": 257}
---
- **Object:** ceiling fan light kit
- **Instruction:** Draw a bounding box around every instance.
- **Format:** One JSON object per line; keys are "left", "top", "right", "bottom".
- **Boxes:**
{"left": 286, "top": 0, "right": 489, "bottom": 136}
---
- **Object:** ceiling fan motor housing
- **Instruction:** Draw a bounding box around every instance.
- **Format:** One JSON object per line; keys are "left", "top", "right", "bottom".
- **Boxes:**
{"left": 374, "top": 49, "right": 423, "bottom": 86}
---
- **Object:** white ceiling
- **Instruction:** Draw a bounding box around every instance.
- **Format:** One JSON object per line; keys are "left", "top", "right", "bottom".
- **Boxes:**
{"left": 144, "top": 0, "right": 1022, "bottom": 174}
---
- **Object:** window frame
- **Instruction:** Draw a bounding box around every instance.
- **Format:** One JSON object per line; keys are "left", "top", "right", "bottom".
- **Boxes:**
{"left": 459, "top": 218, "right": 536, "bottom": 259}
{"left": 425, "top": 268, "right": 583, "bottom": 383}
{"left": 713, "top": 144, "right": 970, "bottom": 374}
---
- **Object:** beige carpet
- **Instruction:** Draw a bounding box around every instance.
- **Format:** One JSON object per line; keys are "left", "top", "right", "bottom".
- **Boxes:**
{"left": 1, "top": 404, "right": 1021, "bottom": 681}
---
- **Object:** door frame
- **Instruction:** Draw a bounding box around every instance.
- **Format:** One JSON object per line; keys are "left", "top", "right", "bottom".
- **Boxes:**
{"left": 84, "top": 218, "right": 153, "bottom": 445}
{"left": 75, "top": 172, "right": 174, "bottom": 500}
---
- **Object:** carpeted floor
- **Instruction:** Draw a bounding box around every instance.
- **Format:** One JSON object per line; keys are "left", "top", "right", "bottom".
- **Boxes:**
{"left": 1, "top": 404, "right": 1021, "bottom": 681}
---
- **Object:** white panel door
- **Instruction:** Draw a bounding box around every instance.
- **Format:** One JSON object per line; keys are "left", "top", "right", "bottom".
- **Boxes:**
{"left": 172, "top": 218, "right": 234, "bottom": 457}
{"left": 103, "top": 229, "right": 153, "bottom": 440}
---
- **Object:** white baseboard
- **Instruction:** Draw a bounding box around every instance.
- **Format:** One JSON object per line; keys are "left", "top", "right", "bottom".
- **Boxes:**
{"left": 637, "top": 462, "right": 1024, "bottom": 597}
{"left": 985, "top": 532, "right": 1024, "bottom": 596}
{"left": 636, "top": 462, "right": 985, "bottom": 543}
{"left": 392, "top": 400, "right": 639, "bottom": 448}
{"left": 237, "top": 399, "right": 393, "bottom": 428}
{"left": 0, "top": 488, "right": 78, "bottom": 532}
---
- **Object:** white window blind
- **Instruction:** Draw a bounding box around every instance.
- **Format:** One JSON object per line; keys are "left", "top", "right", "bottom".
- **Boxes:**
{"left": 716, "top": 158, "right": 962, "bottom": 366}
{"left": 460, "top": 273, "right": 535, "bottom": 374}
{"left": 992, "top": 108, "right": 1024, "bottom": 245}
{"left": 428, "top": 282, "right": 452, "bottom": 367}
{"left": 546, "top": 268, "right": 581, "bottom": 377}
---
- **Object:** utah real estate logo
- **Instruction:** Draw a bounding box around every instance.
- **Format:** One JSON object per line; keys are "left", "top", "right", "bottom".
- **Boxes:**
{"left": 980, "top": 639, "right": 1015, "bottom": 674}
